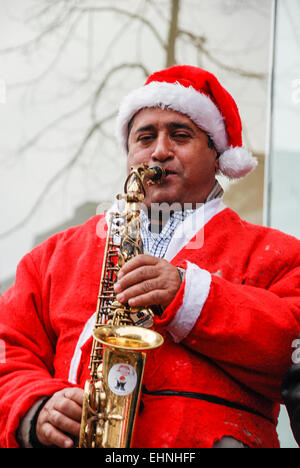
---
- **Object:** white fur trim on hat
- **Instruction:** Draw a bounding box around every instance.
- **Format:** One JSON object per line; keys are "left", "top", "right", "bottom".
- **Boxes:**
{"left": 219, "top": 146, "right": 258, "bottom": 179}
{"left": 116, "top": 81, "right": 228, "bottom": 154}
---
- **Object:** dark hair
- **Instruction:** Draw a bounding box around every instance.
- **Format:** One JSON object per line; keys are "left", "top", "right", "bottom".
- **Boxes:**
{"left": 207, "top": 134, "right": 214, "bottom": 149}
{"left": 207, "top": 133, "right": 220, "bottom": 158}
{"left": 126, "top": 116, "right": 135, "bottom": 152}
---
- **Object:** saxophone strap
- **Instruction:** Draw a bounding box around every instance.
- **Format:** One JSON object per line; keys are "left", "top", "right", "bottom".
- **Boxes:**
{"left": 142, "top": 386, "right": 275, "bottom": 425}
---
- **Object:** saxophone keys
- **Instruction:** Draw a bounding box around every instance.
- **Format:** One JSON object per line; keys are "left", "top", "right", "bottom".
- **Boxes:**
{"left": 129, "top": 308, "right": 154, "bottom": 328}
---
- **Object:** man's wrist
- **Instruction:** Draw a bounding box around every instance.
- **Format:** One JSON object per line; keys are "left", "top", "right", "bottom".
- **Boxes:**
{"left": 29, "top": 397, "right": 51, "bottom": 448}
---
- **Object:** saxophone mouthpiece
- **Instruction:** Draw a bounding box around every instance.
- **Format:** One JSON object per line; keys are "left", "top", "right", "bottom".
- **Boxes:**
{"left": 147, "top": 166, "right": 166, "bottom": 184}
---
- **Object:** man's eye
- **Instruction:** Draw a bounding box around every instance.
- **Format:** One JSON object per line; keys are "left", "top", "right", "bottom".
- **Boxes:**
{"left": 173, "top": 132, "right": 191, "bottom": 139}
{"left": 138, "top": 134, "right": 154, "bottom": 142}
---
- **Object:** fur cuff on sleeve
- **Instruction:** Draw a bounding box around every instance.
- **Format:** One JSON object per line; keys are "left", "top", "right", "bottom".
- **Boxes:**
{"left": 17, "top": 397, "right": 49, "bottom": 448}
{"left": 166, "top": 262, "right": 212, "bottom": 343}
{"left": 154, "top": 262, "right": 211, "bottom": 343}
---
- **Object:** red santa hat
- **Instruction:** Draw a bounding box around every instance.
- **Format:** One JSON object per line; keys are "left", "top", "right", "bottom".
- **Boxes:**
{"left": 116, "top": 65, "right": 257, "bottom": 179}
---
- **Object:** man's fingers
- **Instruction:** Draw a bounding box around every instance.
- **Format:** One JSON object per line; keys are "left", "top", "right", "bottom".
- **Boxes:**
{"left": 115, "top": 256, "right": 181, "bottom": 307}
{"left": 57, "top": 389, "right": 83, "bottom": 421}
{"left": 116, "top": 276, "right": 162, "bottom": 303}
{"left": 54, "top": 398, "right": 82, "bottom": 422}
{"left": 41, "top": 422, "right": 74, "bottom": 448}
{"left": 36, "top": 387, "right": 84, "bottom": 448}
{"left": 47, "top": 409, "right": 81, "bottom": 437}
{"left": 115, "top": 265, "right": 157, "bottom": 292}
{"left": 127, "top": 290, "right": 166, "bottom": 307}
{"left": 63, "top": 388, "right": 84, "bottom": 406}
{"left": 118, "top": 254, "right": 157, "bottom": 278}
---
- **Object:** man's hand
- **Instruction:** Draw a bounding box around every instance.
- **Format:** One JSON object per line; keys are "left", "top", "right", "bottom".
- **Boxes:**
{"left": 36, "top": 387, "right": 83, "bottom": 448}
{"left": 114, "top": 254, "right": 182, "bottom": 309}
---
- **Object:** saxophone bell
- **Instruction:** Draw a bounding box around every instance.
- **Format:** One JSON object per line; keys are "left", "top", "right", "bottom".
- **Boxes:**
{"left": 93, "top": 324, "right": 164, "bottom": 354}
{"left": 80, "top": 325, "right": 164, "bottom": 449}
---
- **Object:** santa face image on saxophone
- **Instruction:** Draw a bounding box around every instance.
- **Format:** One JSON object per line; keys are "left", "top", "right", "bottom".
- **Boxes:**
{"left": 108, "top": 364, "right": 138, "bottom": 396}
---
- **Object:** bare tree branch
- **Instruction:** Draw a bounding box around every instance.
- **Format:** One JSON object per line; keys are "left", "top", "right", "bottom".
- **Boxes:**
{"left": 16, "top": 98, "right": 92, "bottom": 155}
{"left": 145, "top": 0, "right": 169, "bottom": 22}
{"left": 91, "top": 62, "right": 150, "bottom": 121}
{"left": 166, "top": 0, "right": 180, "bottom": 67}
{"left": 178, "top": 29, "right": 267, "bottom": 80}
{"left": 8, "top": 12, "right": 82, "bottom": 89}
{"left": 13, "top": 62, "right": 149, "bottom": 159}
{"left": 70, "top": 5, "right": 166, "bottom": 50}
{"left": 0, "top": 110, "right": 117, "bottom": 239}
{"left": 0, "top": 2, "right": 75, "bottom": 54}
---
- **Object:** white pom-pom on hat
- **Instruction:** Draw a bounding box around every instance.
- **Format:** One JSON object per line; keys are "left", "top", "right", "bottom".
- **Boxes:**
{"left": 219, "top": 147, "right": 258, "bottom": 179}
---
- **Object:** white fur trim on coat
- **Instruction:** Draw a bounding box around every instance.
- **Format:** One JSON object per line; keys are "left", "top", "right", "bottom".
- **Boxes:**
{"left": 116, "top": 81, "right": 228, "bottom": 154}
{"left": 68, "top": 312, "right": 96, "bottom": 384}
{"left": 166, "top": 262, "right": 212, "bottom": 343}
{"left": 18, "top": 398, "right": 48, "bottom": 448}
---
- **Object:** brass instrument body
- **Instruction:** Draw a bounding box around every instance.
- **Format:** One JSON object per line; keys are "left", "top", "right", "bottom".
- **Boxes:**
{"left": 79, "top": 164, "right": 165, "bottom": 448}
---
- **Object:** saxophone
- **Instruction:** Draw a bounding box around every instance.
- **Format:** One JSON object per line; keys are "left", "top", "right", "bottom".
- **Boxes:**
{"left": 79, "top": 164, "right": 165, "bottom": 448}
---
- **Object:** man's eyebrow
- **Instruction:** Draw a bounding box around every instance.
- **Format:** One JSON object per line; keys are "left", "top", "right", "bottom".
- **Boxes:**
{"left": 134, "top": 122, "right": 194, "bottom": 135}
{"left": 167, "top": 122, "right": 194, "bottom": 132}
{"left": 134, "top": 124, "right": 156, "bottom": 135}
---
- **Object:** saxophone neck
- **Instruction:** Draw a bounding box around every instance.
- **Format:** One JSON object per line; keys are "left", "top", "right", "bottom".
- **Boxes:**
{"left": 124, "top": 164, "right": 165, "bottom": 201}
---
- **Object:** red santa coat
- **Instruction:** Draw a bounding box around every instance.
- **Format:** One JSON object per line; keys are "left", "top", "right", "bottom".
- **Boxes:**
{"left": 0, "top": 205, "right": 300, "bottom": 448}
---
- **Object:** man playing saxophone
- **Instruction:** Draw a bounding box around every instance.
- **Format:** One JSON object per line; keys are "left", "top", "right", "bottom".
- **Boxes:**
{"left": 0, "top": 65, "right": 300, "bottom": 448}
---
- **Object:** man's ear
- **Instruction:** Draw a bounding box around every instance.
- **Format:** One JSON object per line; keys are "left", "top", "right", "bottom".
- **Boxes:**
{"left": 214, "top": 153, "right": 220, "bottom": 173}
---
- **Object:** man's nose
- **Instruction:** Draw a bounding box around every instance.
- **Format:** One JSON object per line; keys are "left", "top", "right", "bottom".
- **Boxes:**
{"left": 151, "top": 134, "right": 174, "bottom": 161}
